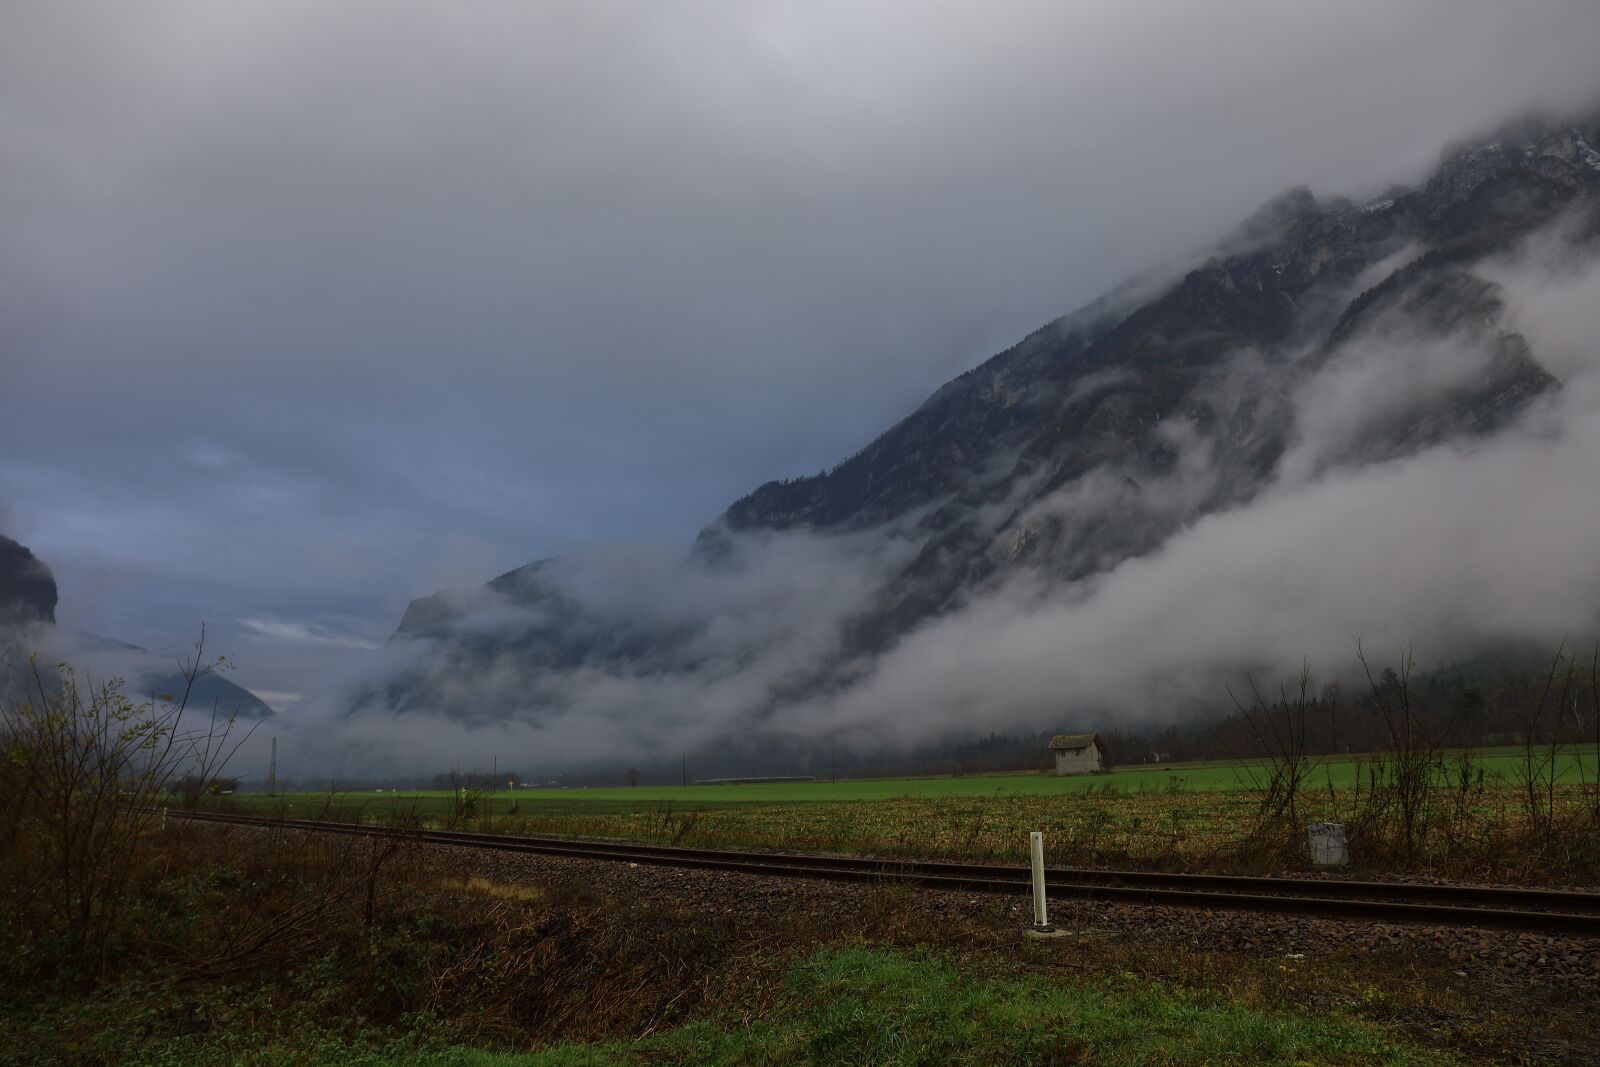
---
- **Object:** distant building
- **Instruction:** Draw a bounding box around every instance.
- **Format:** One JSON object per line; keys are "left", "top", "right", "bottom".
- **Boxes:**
{"left": 1048, "top": 733, "right": 1107, "bottom": 776}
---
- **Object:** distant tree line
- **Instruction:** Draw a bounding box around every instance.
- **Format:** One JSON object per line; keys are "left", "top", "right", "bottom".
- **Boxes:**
{"left": 169, "top": 774, "right": 239, "bottom": 801}
{"left": 830, "top": 660, "right": 1594, "bottom": 781}
{"left": 428, "top": 770, "right": 520, "bottom": 791}
{"left": 1100, "top": 660, "right": 1595, "bottom": 767}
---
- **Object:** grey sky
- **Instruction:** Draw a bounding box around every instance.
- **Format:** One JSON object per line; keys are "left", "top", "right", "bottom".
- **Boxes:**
{"left": 3, "top": 1, "right": 1598, "bottom": 702}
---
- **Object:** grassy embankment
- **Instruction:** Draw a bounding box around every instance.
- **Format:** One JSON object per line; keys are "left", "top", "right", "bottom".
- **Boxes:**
{"left": 25, "top": 946, "right": 1447, "bottom": 1067}
{"left": 2, "top": 816, "right": 1465, "bottom": 1066}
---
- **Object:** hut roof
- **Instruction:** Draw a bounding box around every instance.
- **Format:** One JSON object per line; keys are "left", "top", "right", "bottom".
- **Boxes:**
{"left": 1048, "top": 733, "right": 1100, "bottom": 751}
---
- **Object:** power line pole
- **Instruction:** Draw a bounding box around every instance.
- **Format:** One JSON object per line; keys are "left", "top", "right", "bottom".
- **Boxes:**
{"left": 682, "top": 753, "right": 687, "bottom": 788}
{"left": 268, "top": 737, "right": 277, "bottom": 797}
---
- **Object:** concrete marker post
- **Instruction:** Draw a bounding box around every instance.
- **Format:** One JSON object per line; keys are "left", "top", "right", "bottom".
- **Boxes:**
{"left": 1308, "top": 822, "right": 1349, "bottom": 868}
{"left": 1029, "top": 831, "right": 1049, "bottom": 929}
{"left": 1024, "top": 832, "right": 1080, "bottom": 941}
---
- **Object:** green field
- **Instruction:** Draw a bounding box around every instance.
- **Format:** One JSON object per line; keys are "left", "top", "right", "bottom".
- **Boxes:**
{"left": 235, "top": 745, "right": 1599, "bottom": 819}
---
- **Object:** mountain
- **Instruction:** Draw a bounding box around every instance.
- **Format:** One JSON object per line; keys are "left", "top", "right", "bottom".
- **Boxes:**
{"left": 375, "top": 112, "right": 1600, "bottom": 737}
{"left": 0, "top": 535, "right": 58, "bottom": 627}
{"left": 66, "top": 631, "right": 276, "bottom": 720}
{"left": 0, "top": 533, "right": 274, "bottom": 719}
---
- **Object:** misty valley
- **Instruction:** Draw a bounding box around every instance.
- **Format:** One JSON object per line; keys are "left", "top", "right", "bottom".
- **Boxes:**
{"left": 4, "top": 8, "right": 1600, "bottom": 1064}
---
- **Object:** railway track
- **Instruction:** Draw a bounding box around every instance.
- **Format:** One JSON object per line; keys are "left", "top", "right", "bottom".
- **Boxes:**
{"left": 171, "top": 809, "right": 1600, "bottom": 936}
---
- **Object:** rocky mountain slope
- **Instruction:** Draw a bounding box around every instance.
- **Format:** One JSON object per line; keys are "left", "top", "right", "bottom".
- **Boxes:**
{"left": 377, "top": 113, "right": 1600, "bottom": 728}
{"left": 0, "top": 535, "right": 57, "bottom": 627}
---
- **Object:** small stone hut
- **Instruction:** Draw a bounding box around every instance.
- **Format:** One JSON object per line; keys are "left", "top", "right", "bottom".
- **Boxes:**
{"left": 1048, "top": 733, "right": 1107, "bottom": 776}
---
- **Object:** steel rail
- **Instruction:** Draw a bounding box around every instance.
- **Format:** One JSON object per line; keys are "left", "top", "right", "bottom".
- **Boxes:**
{"left": 169, "top": 809, "right": 1600, "bottom": 936}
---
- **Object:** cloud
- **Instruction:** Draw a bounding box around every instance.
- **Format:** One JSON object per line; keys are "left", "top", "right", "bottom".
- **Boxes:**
{"left": 242, "top": 218, "right": 1600, "bottom": 779}
{"left": 812, "top": 234, "right": 1600, "bottom": 746}
{"left": 3, "top": 3, "right": 1600, "bottom": 777}
{"left": 238, "top": 616, "right": 381, "bottom": 651}
{"left": 249, "top": 690, "right": 303, "bottom": 712}
{"left": 3, "top": 2, "right": 1599, "bottom": 706}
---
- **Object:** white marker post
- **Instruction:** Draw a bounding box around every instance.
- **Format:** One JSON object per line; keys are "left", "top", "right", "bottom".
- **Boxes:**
{"left": 1029, "top": 831, "right": 1049, "bottom": 929}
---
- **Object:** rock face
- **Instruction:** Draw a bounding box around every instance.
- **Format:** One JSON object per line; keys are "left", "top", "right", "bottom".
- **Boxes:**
{"left": 705, "top": 121, "right": 1591, "bottom": 652}
{"left": 0, "top": 535, "right": 58, "bottom": 627}
{"left": 383, "top": 112, "right": 1600, "bottom": 723}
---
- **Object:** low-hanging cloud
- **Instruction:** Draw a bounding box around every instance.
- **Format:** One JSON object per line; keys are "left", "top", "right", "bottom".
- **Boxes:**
{"left": 229, "top": 216, "right": 1600, "bottom": 781}
{"left": 259, "top": 524, "right": 929, "bottom": 776}
{"left": 812, "top": 235, "right": 1600, "bottom": 748}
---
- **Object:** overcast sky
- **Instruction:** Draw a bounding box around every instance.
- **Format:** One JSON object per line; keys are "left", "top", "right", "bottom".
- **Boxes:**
{"left": 3, "top": 1, "right": 1598, "bottom": 703}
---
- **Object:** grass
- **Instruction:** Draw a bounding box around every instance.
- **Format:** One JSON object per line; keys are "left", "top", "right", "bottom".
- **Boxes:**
{"left": 496, "top": 947, "right": 1450, "bottom": 1066}
{"left": 91, "top": 948, "right": 1450, "bottom": 1067}
{"left": 210, "top": 746, "right": 1600, "bottom": 879}
{"left": 235, "top": 745, "right": 1600, "bottom": 817}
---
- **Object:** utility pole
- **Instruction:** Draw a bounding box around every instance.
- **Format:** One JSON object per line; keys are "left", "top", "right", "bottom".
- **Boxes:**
{"left": 682, "top": 753, "right": 687, "bottom": 788}
{"left": 268, "top": 737, "right": 277, "bottom": 797}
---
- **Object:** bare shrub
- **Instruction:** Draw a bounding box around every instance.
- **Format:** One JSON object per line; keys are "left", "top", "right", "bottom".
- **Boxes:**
{"left": 1230, "top": 659, "right": 1322, "bottom": 863}
{"left": 1502, "top": 643, "right": 1577, "bottom": 844}
{"left": 154, "top": 820, "right": 420, "bottom": 981}
{"left": 1351, "top": 642, "right": 1447, "bottom": 863}
{"left": 1585, "top": 644, "right": 1600, "bottom": 826}
{"left": 656, "top": 799, "right": 702, "bottom": 845}
{"left": 0, "top": 627, "right": 254, "bottom": 980}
